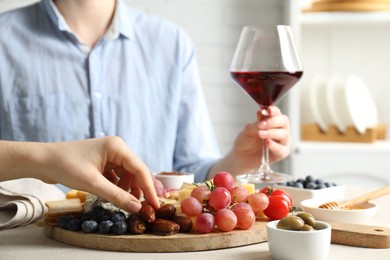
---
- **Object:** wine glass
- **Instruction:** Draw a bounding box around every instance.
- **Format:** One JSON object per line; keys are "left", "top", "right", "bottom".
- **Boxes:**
{"left": 230, "top": 25, "right": 303, "bottom": 184}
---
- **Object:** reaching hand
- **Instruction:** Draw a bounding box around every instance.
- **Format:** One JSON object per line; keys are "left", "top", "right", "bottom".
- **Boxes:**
{"left": 39, "top": 136, "right": 160, "bottom": 213}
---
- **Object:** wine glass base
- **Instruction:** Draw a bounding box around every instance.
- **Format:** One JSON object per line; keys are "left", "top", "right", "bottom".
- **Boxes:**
{"left": 236, "top": 172, "right": 292, "bottom": 186}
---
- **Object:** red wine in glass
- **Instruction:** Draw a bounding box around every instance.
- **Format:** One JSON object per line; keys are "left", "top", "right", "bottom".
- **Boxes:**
{"left": 230, "top": 25, "right": 303, "bottom": 185}
{"left": 231, "top": 71, "right": 303, "bottom": 108}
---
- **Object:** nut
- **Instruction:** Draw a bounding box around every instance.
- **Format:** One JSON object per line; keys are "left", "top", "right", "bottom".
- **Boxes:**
{"left": 172, "top": 215, "right": 193, "bottom": 233}
{"left": 139, "top": 201, "right": 156, "bottom": 223}
{"left": 155, "top": 204, "right": 176, "bottom": 220}
{"left": 151, "top": 219, "right": 180, "bottom": 236}
{"left": 127, "top": 216, "right": 147, "bottom": 234}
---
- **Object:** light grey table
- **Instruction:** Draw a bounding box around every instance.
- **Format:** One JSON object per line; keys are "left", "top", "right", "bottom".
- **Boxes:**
{"left": 1, "top": 187, "right": 389, "bottom": 260}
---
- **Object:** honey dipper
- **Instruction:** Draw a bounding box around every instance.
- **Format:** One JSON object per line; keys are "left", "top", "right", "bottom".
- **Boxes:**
{"left": 319, "top": 185, "right": 390, "bottom": 210}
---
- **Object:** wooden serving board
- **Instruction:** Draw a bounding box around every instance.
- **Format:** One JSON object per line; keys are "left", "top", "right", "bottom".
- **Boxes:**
{"left": 43, "top": 221, "right": 268, "bottom": 252}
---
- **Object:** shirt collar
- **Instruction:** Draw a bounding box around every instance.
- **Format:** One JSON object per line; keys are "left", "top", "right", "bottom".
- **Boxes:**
{"left": 41, "top": 0, "right": 134, "bottom": 41}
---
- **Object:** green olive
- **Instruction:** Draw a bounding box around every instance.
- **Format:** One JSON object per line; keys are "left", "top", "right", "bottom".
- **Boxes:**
{"left": 299, "top": 224, "right": 314, "bottom": 231}
{"left": 277, "top": 216, "right": 305, "bottom": 231}
{"left": 296, "top": 212, "right": 316, "bottom": 227}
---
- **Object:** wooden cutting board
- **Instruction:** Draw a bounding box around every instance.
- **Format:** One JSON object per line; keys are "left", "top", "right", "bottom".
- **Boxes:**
{"left": 43, "top": 221, "right": 268, "bottom": 252}
{"left": 330, "top": 222, "right": 390, "bottom": 248}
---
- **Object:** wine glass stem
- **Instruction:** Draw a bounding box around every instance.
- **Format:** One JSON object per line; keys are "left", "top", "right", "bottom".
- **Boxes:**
{"left": 258, "top": 108, "right": 273, "bottom": 180}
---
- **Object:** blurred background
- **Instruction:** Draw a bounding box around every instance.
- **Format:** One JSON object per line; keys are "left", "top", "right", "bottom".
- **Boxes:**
{"left": 1, "top": 0, "right": 389, "bottom": 187}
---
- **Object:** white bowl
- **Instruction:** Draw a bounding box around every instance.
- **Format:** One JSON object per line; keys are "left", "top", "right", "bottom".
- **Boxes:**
{"left": 267, "top": 220, "right": 331, "bottom": 260}
{"left": 301, "top": 198, "right": 378, "bottom": 224}
{"left": 274, "top": 184, "right": 346, "bottom": 207}
{"left": 154, "top": 172, "right": 194, "bottom": 190}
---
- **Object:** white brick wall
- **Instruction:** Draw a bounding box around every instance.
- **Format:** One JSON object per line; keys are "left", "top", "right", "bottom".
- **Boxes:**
{"left": 0, "top": 0, "right": 290, "bottom": 169}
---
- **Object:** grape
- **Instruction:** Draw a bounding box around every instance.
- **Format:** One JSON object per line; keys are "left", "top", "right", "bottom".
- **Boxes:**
{"left": 213, "top": 171, "right": 234, "bottom": 191}
{"left": 232, "top": 202, "right": 253, "bottom": 211}
{"left": 181, "top": 197, "right": 203, "bottom": 216}
{"left": 208, "top": 187, "right": 231, "bottom": 210}
{"left": 230, "top": 186, "right": 248, "bottom": 203}
{"left": 233, "top": 207, "right": 255, "bottom": 230}
{"left": 247, "top": 192, "right": 269, "bottom": 213}
{"left": 191, "top": 186, "right": 211, "bottom": 203}
{"left": 196, "top": 213, "right": 215, "bottom": 234}
{"left": 214, "top": 208, "right": 237, "bottom": 232}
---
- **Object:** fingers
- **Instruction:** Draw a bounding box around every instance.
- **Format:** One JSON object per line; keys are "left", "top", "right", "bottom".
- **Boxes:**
{"left": 100, "top": 136, "right": 160, "bottom": 210}
{"left": 111, "top": 142, "right": 160, "bottom": 210}
{"left": 90, "top": 173, "right": 143, "bottom": 214}
{"left": 266, "top": 138, "right": 290, "bottom": 162}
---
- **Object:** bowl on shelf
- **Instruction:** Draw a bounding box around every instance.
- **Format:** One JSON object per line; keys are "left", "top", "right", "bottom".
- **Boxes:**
{"left": 267, "top": 220, "right": 331, "bottom": 260}
{"left": 274, "top": 184, "right": 346, "bottom": 207}
{"left": 301, "top": 198, "right": 378, "bottom": 224}
{"left": 154, "top": 171, "right": 194, "bottom": 190}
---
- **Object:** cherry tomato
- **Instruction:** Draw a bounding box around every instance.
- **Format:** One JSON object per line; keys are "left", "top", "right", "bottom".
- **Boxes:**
{"left": 260, "top": 186, "right": 292, "bottom": 220}
{"left": 260, "top": 186, "right": 293, "bottom": 207}
{"left": 262, "top": 195, "right": 290, "bottom": 220}
{"left": 269, "top": 190, "right": 292, "bottom": 207}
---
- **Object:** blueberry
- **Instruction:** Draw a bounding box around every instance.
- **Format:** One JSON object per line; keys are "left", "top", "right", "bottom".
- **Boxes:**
{"left": 287, "top": 181, "right": 295, "bottom": 186}
{"left": 68, "top": 218, "right": 82, "bottom": 231}
{"left": 80, "top": 212, "right": 92, "bottom": 222}
{"left": 112, "top": 212, "right": 126, "bottom": 223}
{"left": 112, "top": 221, "right": 128, "bottom": 235}
{"left": 82, "top": 220, "right": 98, "bottom": 233}
{"left": 305, "top": 182, "right": 317, "bottom": 189}
{"left": 90, "top": 206, "right": 104, "bottom": 217}
{"left": 59, "top": 216, "right": 74, "bottom": 230}
{"left": 316, "top": 183, "right": 327, "bottom": 189}
{"left": 305, "top": 175, "right": 315, "bottom": 183}
{"left": 98, "top": 209, "right": 112, "bottom": 223}
{"left": 99, "top": 220, "right": 114, "bottom": 234}
{"left": 293, "top": 182, "right": 304, "bottom": 188}
{"left": 315, "top": 178, "right": 324, "bottom": 185}
{"left": 297, "top": 178, "right": 305, "bottom": 184}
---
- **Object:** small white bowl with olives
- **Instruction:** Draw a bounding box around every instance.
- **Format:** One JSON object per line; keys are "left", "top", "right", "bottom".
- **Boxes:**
{"left": 266, "top": 213, "right": 331, "bottom": 260}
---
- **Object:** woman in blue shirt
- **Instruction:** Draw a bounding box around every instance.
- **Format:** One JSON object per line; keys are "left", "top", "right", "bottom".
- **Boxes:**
{"left": 0, "top": 0, "right": 291, "bottom": 185}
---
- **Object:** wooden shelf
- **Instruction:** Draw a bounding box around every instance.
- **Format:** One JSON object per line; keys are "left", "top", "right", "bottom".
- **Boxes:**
{"left": 301, "top": 11, "right": 390, "bottom": 25}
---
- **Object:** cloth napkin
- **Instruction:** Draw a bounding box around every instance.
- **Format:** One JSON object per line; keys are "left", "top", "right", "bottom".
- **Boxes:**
{"left": 0, "top": 178, "right": 65, "bottom": 230}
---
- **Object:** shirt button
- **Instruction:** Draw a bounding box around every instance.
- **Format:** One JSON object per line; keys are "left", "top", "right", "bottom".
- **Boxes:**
{"left": 94, "top": 92, "right": 102, "bottom": 99}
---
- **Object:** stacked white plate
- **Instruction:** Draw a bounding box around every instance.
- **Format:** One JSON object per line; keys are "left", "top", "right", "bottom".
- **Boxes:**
{"left": 302, "top": 74, "right": 378, "bottom": 134}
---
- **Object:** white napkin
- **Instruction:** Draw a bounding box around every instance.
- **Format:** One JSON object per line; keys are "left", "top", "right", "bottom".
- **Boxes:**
{"left": 0, "top": 178, "right": 65, "bottom": 230}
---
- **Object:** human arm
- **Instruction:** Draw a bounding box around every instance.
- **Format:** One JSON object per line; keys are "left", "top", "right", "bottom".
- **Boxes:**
{"left": 207, "top": 106, "right": 290, "bottom": 179}
{"left": 0, "top": 136, "right": 160, "bottom": 213}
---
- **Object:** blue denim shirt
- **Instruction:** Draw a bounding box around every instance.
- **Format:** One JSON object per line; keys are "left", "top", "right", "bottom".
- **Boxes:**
{"left": 0, "top": 0, "right": 220, "bottom": 183}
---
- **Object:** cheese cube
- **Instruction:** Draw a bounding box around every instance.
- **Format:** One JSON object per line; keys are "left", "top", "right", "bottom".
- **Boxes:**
{"left": 240, "top": 183, "right": 255, "bottom": 195}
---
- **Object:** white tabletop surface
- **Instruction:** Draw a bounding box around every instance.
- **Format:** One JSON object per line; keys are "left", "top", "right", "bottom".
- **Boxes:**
{"left": 1, "top": 187, "right": 390, "bottom": 260}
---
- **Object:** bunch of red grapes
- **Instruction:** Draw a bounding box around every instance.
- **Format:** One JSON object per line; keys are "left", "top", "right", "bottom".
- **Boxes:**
{"left": 180, "top": 171, "right": 292, "bottom": 234}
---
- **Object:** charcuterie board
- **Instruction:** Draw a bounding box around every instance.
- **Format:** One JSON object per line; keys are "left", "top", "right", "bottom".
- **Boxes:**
{"left": 43, "top": 221, "right": 268, "bottom": 252}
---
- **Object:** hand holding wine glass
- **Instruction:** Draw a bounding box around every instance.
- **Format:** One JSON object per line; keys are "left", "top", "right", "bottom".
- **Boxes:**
{"left": 230, "top": 25, "right": 303, "bottom": 184}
